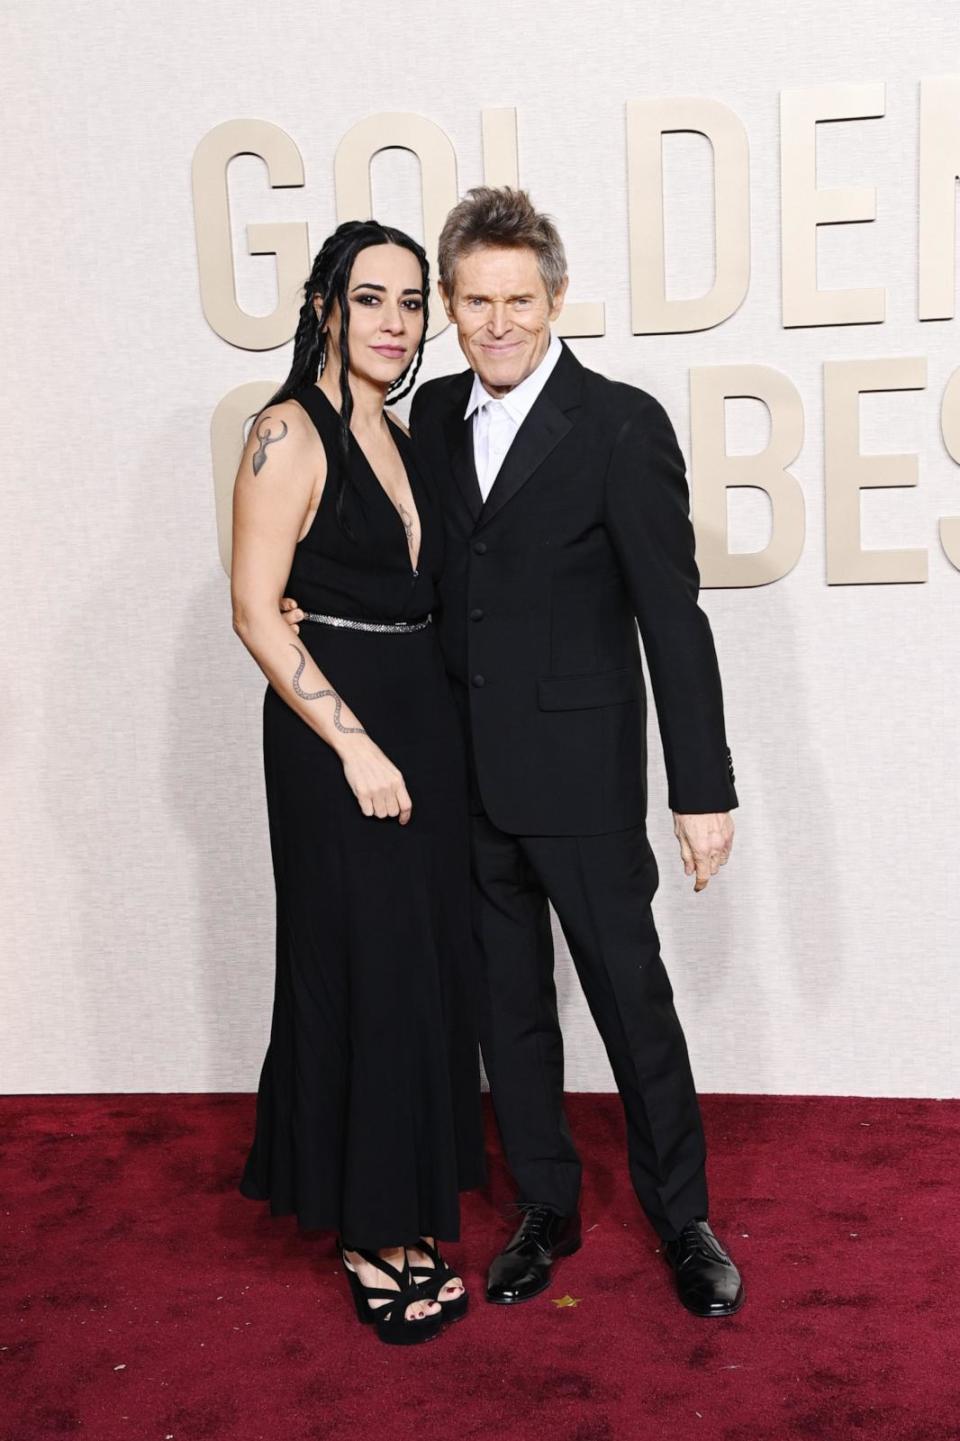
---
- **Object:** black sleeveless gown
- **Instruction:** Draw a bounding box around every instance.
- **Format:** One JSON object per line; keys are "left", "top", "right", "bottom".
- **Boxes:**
{"left": 239, "top": 384, "right": 485, "bottom": 1248}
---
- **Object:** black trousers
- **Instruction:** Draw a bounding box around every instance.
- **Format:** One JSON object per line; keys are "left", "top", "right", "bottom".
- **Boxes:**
{"left": 471, "top": 812, "right": 708, "bottom": 1242}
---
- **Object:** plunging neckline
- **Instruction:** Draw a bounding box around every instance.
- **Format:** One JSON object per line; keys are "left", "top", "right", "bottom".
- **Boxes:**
{"left": 314, "top": 386, "right": 422, "bottom": 575}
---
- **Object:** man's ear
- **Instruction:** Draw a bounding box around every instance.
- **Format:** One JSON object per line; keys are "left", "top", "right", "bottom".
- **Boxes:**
{"left": 439, "top": 281, "right": 456, "bottom": 324}
{"left": 549, "top": 274, "right": 569, "bottom": 323}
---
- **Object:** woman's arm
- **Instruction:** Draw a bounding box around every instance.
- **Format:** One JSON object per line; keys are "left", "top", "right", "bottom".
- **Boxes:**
{"left": 231, "top": 402, "right": 413, "bottom": 823}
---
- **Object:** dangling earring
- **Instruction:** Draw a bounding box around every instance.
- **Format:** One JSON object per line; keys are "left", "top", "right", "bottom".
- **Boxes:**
{"left": 312, "top": 294, "right": 328, "bottom": 374}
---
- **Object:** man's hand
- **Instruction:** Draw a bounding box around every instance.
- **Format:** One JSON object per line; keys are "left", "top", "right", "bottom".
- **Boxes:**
{"left": 280, "top": 596, "right": 304, "bottom": 634}
{"left": 672, "top": 812, "right": 734, "bottom": 893}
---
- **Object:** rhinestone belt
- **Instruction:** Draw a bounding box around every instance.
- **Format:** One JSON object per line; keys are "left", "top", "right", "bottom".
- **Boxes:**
{"left": 301, "top": 611, "right": 433, "bottom": 634}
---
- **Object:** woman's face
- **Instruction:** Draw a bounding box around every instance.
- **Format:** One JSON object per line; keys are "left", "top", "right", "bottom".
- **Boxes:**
{"left": 319, "top": 243, "right": 425, "bottom": 389}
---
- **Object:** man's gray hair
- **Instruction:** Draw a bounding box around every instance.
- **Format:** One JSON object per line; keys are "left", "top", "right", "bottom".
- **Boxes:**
{"left": 438, "top": 187, "right": 568, "bottom": 299}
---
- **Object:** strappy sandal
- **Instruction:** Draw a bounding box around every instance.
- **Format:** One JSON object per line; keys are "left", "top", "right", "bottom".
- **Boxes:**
{"left": 339, "top": 1244, "right": 444, "bottom": 1346}
{"left": 407, "top": 1236, "right": 469, "bottom": 1322}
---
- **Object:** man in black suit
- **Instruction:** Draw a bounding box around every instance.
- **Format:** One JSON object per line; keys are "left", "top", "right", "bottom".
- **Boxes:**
{"left": 410, "top": 187, "right": 743, "bottom": 1318}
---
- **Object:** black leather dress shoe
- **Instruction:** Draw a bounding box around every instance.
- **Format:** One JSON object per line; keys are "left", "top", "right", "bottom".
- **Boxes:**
{"left": 486, "top": 1204, "right": 582, "bottom": 1305}
{"left": 664, "top": 1220, "right": 744, "bottom": 1317}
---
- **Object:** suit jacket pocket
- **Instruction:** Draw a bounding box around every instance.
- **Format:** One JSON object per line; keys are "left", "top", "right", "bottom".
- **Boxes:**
{"left": 537, "top": 667, "right": 639, "bottom": 711}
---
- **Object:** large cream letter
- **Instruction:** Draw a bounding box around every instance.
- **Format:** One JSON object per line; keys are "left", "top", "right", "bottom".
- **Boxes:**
{"left": 780, "top": 85, "right": 886, "bottom": 327}
{"left": 627, "top": 98, "right": 750, "bottom": 334}
{"left": 192, "top": 120, "right": 309, "bottom": 351}
{"left": 919, "top": 75, "right": 960, "bottom": 320}
{"left": 479, "top": 107, "right": 604, "bottom": 337}
{"left": 824, "top": 358, "right": 927, "bottom": 584}
{"left": 690, "top": 365, "right": 805, "bottom": 587}
{"left": 334, "top": 113, "right": 458, "bottom": 339}
{"left": 939, "top": 367, "right": 960, "bottom": 570}
{"left": 481, "top": 107, "right": 519, "bottom": 187}
{"left": 211, "top": 382, "right": 278, "bottom": 575}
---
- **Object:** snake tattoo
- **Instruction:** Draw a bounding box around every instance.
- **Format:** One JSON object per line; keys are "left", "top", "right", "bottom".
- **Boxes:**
{"left": 289, "top": 645, "right": 365, "bottom": 734}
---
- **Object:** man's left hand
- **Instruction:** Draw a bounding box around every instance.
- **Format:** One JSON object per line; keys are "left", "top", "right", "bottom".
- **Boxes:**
{"left": 672, "top": 812, "right": 735, "bottom": 893}
{"left": 279, "top": 595, "right": 304, "bottom": 634}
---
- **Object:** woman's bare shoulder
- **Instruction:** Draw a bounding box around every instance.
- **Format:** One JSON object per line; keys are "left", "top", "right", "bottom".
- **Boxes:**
{"left": 246, "top": 397, "right": 324, "bottom": 465}
{"left": 252, "top": 397, "right": 316, "bottom": 442}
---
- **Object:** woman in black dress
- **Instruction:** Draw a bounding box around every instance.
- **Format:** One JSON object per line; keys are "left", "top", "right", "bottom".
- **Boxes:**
{"left": 230, "top": 221, "right": 484, "bottom": 1345}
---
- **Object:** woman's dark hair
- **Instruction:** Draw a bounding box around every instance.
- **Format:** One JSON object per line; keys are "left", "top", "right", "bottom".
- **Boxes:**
{"left": 265, "top": 219, "right": 429, "bottom": 533}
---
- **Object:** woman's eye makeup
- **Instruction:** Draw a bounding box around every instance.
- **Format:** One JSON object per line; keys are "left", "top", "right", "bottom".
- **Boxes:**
{"left": 352, "top": 292, "right": 423, "bottom": 310}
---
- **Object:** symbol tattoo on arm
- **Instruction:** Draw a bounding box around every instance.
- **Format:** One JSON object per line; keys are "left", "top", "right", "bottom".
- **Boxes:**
{"left": 252, "top": 418, "right": 288, "bottom": 476}
{"left": 289, "top": 645, "right": 365, "bottom": 734}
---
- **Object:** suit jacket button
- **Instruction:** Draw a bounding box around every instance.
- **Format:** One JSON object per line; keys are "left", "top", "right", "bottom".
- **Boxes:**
{"left": 470, "top": 608, "right": 484, "bottom": 621}
{"left": 472, "top": 674, "right": 486, "bottom": 688}
{"left": 473, "top": 541, "right": 487, "bottom": 555}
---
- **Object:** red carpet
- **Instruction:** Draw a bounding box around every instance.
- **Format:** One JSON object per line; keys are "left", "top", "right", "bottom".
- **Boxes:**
{"left": 1, "top": 1094, "right": 957, "bottom": 1441}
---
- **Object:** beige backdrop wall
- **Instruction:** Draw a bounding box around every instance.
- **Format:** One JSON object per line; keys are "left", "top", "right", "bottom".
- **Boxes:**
{"left": 2, "top": 0, "right": 957, "bottom": 1096}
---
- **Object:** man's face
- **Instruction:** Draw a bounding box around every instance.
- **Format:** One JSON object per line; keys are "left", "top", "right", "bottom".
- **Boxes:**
{"left": 442, "top": 246, "right": 568, "bottom": 398}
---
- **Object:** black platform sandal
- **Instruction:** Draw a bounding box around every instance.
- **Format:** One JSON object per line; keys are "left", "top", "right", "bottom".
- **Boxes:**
{"left": 408, "top": 1237, "right": 469, "bottom": 1322}
{"left": 339, "top": 1245, "right": 444, "bottom": 1346}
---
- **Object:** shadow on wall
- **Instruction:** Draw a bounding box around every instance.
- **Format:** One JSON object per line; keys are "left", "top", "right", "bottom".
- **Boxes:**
{"left": 551, "top": 549, "right": 850, "bottom": 1103}
{"left": 32, "top": 410, "right": 256, "bottom": 1090}
{"left": 683, "top": 573, "right": 850, "bottom": 1094}
{"left": 161, "top": 561, "right": 275, "bottom": 1093}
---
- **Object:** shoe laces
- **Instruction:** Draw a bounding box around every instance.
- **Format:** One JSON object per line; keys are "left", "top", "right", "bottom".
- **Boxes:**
{"left": 677, "top": 1220, "right": 728, "bottom": 1264}
{"left": 515, "top": 1202, "right": 558, "bottom": 1246}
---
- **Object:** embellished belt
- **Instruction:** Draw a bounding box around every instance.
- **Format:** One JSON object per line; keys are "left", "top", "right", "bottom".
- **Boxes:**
{"left": 301, "top": 611, "right": 433, "bottom": 634}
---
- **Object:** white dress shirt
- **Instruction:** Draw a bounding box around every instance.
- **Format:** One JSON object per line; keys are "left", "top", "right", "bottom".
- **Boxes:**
{"left": 464, "top": 332, "right": 564, "bottom": 501}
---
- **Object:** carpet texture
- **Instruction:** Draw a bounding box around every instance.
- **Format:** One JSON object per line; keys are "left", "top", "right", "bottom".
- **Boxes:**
{"left": 1, "top": 1094, "right": 957, "bottom": 1441}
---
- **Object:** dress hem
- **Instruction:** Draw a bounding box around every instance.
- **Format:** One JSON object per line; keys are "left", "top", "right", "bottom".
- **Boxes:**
{"left": 238, "top": 1169, "right": 487, "bottom": 1249}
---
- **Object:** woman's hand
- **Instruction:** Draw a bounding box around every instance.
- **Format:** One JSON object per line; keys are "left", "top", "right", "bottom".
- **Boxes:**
{"left": 339, "top": 735, "right": 413, "bottom": 824}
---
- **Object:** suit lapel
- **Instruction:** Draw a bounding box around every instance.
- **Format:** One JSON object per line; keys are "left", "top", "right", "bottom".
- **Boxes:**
{"left": 477, "top": 344, "right": 584, "bottom": 530}
{"left": 441, "top": 371, "right": 483, "bottom": 525}
{"left": 446, "top": 408, "right": 484, "bottom": 524}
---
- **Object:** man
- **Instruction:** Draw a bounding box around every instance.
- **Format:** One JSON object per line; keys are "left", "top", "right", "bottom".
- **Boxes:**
{"left": 286, "top": 187, "right": 743, "bottom": 1317}
{"left": 416, "top": 187, "right": 741, "bottom": 1319}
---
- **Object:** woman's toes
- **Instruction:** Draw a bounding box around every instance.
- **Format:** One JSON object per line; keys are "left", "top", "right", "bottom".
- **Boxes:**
{"left": 406, "top": 1299, "right": 440, "bottom": 1321}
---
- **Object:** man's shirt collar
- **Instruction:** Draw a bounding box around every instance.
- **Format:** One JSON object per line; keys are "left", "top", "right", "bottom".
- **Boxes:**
{"left": 464, "top": 331, "right": 563, "bottom": 422}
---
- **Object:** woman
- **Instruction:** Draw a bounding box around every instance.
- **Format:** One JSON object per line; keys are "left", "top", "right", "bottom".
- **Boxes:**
{"left": 231, "top": 220, "right": 485, "bottom": 1345}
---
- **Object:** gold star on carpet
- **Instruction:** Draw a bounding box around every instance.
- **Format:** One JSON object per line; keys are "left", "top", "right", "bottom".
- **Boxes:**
{"left": 551, "top": 1294, "right": 582, "bottom": 1308}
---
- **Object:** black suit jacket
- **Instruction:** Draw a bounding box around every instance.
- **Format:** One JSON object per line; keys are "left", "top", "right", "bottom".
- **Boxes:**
{"left": 410, "top": 342, "right": 737, "bottom": 836}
